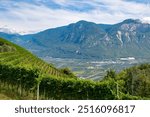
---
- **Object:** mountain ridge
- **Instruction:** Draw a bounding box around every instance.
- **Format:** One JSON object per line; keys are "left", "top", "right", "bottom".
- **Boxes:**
{"left": 0, "top": 19, "right": 150, "bottom": 59}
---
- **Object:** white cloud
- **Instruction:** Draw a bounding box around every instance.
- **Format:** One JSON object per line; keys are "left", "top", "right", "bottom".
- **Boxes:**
{"left": 0, "top": 0, "right": 150, "bottom": 34}
{"left": 141, "top": 17, "right": 150, "bottom": 24}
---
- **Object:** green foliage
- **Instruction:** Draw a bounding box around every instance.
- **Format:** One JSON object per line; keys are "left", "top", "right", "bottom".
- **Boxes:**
{"left": 102, "top": 64, "right": 150, "bottom": 99}
{"left": 39, "top": 76, "right": 116, "bottom": 100}
{"left": 0, "top": 64, "right": 38, "bottom": 92}
{"left": 104, "top": 69, "right": 117, "bottom": 80}
{"left": 0, "top": 63, "right": 117, "bottom": 100}
{"left": 1, "top": 37, "right": 150, "bottom": 100}
{"left": 0, "top": 37, "right": 70, "bottom": 78}
{"left": 0, "top": 37, "right": 117, "bottom": 100}
{"left": 119, "top": 93, "right": 141, "bottom": 100}
{"left": 59, "top": 67, "right": 77, "bottom": 79}
{"left": 116, "top": 63, "right": 150, "bottom": 98}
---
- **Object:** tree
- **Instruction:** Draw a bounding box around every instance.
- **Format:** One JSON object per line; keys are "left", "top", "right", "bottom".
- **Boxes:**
{"left": 104, "top": 69, "right": 116, "bottom": 80}
{"left": 60, "top": 67, "right": 77, "bottom": 79}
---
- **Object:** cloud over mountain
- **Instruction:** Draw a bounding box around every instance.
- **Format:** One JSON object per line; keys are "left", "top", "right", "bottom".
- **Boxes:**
{"left": 0, "top": 0, "right": 150, "bottom": 34}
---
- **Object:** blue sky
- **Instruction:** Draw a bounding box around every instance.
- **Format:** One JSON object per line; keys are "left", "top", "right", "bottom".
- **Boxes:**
{"left": 0, "top": 0, "right": 150, "bottom": 34}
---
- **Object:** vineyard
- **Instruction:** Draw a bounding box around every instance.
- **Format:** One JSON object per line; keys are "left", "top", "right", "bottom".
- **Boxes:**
{"left": 0, "top": 37, "right": 117, "bottom": 99}
{"left": 0, "top": 37, "right": 147, "bottom": 100}
{"left": 0, "top": 37, "right": 75, "bottom": 99}
{"left": 0, "top": 38, "right": 69, "bottom": 78}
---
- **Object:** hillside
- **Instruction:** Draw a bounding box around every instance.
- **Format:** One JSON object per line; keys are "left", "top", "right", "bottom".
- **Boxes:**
{"left": 104, "top": 63, "right": 150, "bottom": 99}
{"left": 118, "top": 63, "right": 150, "bottom": 98}
{"left": 1, "top": 37, "right": 143, "bottom": 100}
{"left": 0, "top": 37, "right": 118, "bottom": 100}
{"left": 0, "top": 37, "right": 77, "bottom": 99}
{"left": 0, "top": 38, "right": 150, "bottom": 100}
{"left": 0, "top": 37, "right": 72, "bottom": 78}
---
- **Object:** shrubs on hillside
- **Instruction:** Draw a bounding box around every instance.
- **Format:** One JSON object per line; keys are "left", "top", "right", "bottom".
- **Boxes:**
{"left": 104, "top": 63, "right": 150, "bottom": 99}
{"left": 1, "top": 61, "right": 150, "bottom": 100}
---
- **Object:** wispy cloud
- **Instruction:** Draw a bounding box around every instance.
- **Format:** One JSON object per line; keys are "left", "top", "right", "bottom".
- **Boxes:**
{"left": 0, "top": 0, "right": 150, "bottom": 34}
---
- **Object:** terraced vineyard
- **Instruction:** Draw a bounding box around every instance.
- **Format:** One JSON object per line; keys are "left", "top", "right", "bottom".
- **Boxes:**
{"left": 0, "top": 37, "right": 78, "bottom": 99}
{"left": 0, "top": 38, "right": 68, "bottom": 78}
{"left": 0, "top": 37, "right": 145, "bottom": 100}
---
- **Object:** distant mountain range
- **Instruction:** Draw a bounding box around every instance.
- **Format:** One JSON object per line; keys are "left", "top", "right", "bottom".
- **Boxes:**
{"left": 0, "top": 19, "right": 150, "bottom": 59}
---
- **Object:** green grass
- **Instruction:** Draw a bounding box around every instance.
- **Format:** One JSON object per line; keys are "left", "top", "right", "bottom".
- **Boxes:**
{"left": 0, "top": 88, "right": 35, "bottom": 100}
{"left": 0, "top": 93, "right": 12, "bottom": 100}
{"left": 0, "top": 37, "right": 70, "bottom": 78}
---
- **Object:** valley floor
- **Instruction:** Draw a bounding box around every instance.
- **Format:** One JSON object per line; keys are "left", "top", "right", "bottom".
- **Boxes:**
{"left": 43, "top": 57, "right": 150, "bottom": 80}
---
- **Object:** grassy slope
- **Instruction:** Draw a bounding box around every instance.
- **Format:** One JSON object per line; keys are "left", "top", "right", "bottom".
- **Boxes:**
{"left": 0, "top": 37, "right": 69, "bottom": 77}
{"left": 0, "top": 37, "right": 75, "bottom": 99}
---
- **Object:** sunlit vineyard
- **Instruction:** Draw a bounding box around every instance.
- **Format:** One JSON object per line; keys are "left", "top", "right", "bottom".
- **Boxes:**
{"left": 0, "top": 37, "right": 148, "bottom": 100}
{"left": 0, "top": 37, "right": 120, "bottom": 100}
{"left": 0, "top": 37, "right": 76, "bottom": 99}
{"left": 0, "top": 38, "right": 68, "bottom": 78}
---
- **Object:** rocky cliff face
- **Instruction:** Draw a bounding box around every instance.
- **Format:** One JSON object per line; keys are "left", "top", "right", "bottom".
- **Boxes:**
{"left": 0, "top": 19, "right": 150, "bottom": 59}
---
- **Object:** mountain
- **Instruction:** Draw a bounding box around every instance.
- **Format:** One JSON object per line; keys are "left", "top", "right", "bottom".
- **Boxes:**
{"left": 0, "top": 19, "right": 150, "bottom": 59}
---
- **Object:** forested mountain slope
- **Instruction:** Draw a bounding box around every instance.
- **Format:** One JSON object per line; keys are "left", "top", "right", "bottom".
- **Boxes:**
{"left": 1, "top": 19, "right": 150, "bottom": 59}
